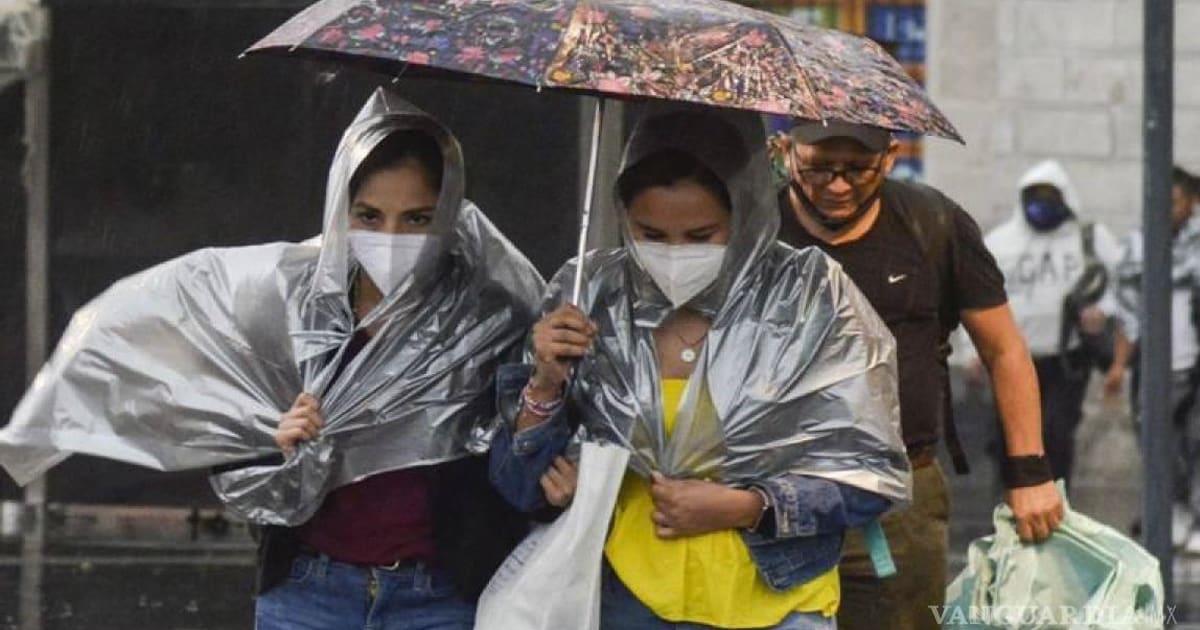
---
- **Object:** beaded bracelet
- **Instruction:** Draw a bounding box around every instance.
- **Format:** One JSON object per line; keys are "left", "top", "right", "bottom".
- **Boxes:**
{"left": 521, "top": 383, "right": 564, "bottom": 418}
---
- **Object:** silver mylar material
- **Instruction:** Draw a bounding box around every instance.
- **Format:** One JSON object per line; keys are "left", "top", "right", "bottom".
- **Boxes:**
{"left": 0, "top": 90, "right": 545, "bottom": 525}
{"left": 523, "top": 104, "right": 911, "bottom": 503}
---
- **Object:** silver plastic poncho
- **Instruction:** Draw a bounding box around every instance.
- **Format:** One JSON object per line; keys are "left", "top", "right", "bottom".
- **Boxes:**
{"left": 538, "top": 106, "right": 910, "bottom": 502}
{"left": 0, "top": 90, "right": 545, "bottom": 525}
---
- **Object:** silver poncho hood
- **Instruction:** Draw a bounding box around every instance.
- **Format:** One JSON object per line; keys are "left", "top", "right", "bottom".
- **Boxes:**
{"left": 543, "top": 105, "right": 910, "bottom": 502}
{"left": 0, "top": 89, "right": 545, "bottom": 525}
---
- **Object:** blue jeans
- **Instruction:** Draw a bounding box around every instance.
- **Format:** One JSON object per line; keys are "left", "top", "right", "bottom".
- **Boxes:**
{"left": 600, "top": 563, "right": 836, "bottom": 630}
{"left": 254, "top": 553, "right": 474, "bottom": 630}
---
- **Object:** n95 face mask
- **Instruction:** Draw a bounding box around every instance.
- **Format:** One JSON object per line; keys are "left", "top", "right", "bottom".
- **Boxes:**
{"left": 633, "top": 242, "right": 727, "bottom": 308}
{"left": 347, "top": 231, "right": 427, "bottom": 295}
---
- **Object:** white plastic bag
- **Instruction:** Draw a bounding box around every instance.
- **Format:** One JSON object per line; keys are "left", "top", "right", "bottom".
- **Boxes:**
{"left": 943, "top": 483, "right": 1163, "bottom": 629}
{"left": 474, "top": 441, "right": 630, "bottom": 630}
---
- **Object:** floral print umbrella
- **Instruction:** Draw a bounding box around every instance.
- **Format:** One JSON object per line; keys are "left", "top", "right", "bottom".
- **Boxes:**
{"left": 247, "top": 0, "right": 961, "bottom": 141}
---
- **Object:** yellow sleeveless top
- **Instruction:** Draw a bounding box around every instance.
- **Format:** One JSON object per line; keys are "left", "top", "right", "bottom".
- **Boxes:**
{"left": 603, "top": 379, "right": 839, "bottom": 628}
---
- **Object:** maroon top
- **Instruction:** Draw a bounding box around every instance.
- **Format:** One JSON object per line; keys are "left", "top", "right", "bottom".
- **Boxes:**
{"left": 296, "top": 328, "right": 436, "bottom": 566}
{"left": 298, "top": 467, "right": 436, "bottom": 566}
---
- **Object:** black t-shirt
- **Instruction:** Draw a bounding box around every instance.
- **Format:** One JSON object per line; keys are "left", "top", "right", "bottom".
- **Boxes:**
{"left": 779, "top": 180, "right": 1007, "bottom": 450}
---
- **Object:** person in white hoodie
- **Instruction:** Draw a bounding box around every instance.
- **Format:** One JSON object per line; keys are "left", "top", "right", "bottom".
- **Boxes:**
{"left": 971, "top": 160, "right": 1129, "bottom": 489}
{"left": 1114, "top": 166, "right": 1200, "bottom": 552}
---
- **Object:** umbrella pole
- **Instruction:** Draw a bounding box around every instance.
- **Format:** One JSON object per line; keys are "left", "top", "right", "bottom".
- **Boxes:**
{"left": 571, "top": 97, "right": 606, "bottom": 306}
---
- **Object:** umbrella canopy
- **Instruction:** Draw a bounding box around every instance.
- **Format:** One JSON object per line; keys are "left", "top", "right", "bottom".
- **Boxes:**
{"left": 247, "top": 0, "right": 961, "bottom": 142}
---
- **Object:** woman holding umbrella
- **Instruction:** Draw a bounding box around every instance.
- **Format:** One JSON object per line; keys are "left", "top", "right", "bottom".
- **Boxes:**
{"left": 489, "top": 106, "right": 911, "bottom": 629}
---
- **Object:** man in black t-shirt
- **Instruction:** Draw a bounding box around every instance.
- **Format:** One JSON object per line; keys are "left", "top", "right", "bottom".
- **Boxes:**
{"left": 774, "top": 120, "right": 1065, "bottom": 630}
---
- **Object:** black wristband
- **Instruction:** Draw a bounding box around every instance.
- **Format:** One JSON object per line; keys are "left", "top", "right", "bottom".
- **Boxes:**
{"left": 1002, "top": 455, "right": 1054, "bottom": 489}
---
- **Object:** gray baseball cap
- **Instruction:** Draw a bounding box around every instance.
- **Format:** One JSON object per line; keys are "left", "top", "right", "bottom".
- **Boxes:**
{"left": 789, "top": 120, "right": 893, "bottom": 153}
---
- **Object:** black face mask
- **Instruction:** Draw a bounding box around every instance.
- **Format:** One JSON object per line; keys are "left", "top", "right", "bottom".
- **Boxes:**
{"left": 790, "top": 179, "right": 884, "bottom": 231}
{"left": 1020, "top": 187, "right": 1072, "bottom": 232}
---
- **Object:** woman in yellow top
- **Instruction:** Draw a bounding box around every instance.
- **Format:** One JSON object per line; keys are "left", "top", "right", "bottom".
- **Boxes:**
{"left": 489, "top": 106, "right": 911, "bottom": 629}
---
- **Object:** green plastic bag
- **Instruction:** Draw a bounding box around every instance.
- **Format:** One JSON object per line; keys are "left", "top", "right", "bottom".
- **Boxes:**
{"left": 943, "top": 484, "right": 1164, "bottom": 629}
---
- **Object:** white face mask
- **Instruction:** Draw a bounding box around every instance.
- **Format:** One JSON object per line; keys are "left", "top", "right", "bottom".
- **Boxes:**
{"left": 633, "top": 241, "right": 727, "bottom": 308}
{"left": 347, "top": 230, "right": 427, "bottom": 295}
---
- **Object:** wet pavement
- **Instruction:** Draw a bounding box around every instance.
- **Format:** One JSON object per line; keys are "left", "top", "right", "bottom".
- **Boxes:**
{"left": 0, "top": 505, "right": 256, "bottom": 630}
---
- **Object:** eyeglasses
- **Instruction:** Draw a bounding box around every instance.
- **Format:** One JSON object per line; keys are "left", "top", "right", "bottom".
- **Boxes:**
{"left": 794, "top": 159, "right": 884, "bottom": 187}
